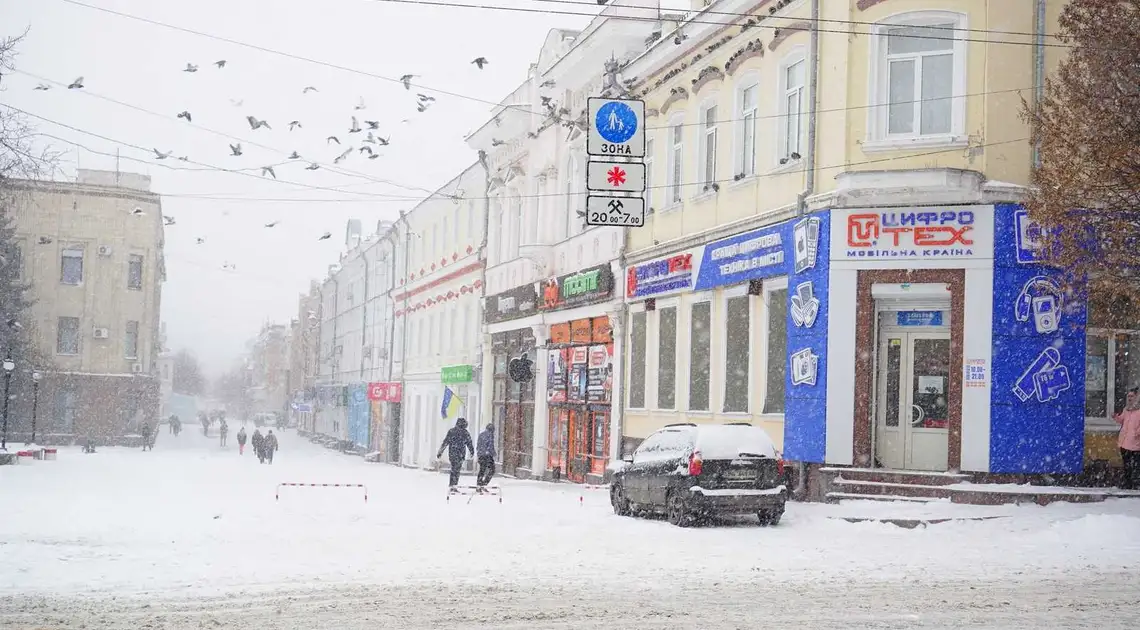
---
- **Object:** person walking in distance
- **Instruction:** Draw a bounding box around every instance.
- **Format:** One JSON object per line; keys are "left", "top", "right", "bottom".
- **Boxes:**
{"left": 1114, "top": 386, "right": 1140, "bottom": 490}
{"left": 475, "top": 423, "right": 496, "bottom": 491}
{"left": 236, "top": 426, "right": 248, "bottom": 455}
{"left": 219, "top": 420, "right": 229, "bottom": 447}
{"left": 436, "top": 417, "right": 475, "bottom": 492}
{"left": 252, "top": 428, "right": 265, "bottom": 463}
{"left": 139, "top": 422, "right": 154, "bottom": 452}
{"left": 264, "top": 430, "right": 279, "bottom": 464}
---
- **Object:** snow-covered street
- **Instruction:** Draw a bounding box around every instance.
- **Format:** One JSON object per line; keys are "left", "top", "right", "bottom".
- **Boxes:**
{"left": 3, "top": 428, "right": 1139, "bottom": 629}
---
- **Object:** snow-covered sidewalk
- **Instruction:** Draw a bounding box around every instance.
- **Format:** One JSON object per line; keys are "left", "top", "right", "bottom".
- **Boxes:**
{"left": 2, "top": 428, "right": 1138, "bottom": 626}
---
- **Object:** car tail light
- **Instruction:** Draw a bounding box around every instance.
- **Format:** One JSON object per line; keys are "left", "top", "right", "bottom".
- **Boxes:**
{"left": 688, "top": 451, "right": 703, "bottom": 476}
{"left": 776, "top": 459, "right": 786, "bottom": 475}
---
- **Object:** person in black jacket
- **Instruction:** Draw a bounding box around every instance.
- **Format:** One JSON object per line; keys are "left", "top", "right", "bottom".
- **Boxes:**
{"left": 437, "top": 417, "right": 474, "bottom": 491}
{"left": 252, "top": 428, "right": 265, "bottom": 463}
{"left": 475, "top": 423, "right": 496, "bottom": 490}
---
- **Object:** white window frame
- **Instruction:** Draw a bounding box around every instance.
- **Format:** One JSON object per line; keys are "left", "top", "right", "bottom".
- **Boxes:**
{"left": 776, "top": 51, "right": 807, "bottom": 166}
{"left": 653, "top": 297, "right": 681, "bottom": 411}
{"left": 687, "top": 292, "right": 714, "bottom": 413}
{"left": 665, "top": 113, "right": 686, "bottom": 209}
{"left": 697, "top": 98, "right": 719, "bottom": 192}
{"left": 563, "top": 155, "right": 577, "bottom": 240}
{"left": 60, "top": 247, "right": 84, "bottom": 285}
{"left": 865, "top": 10, "right": 968, "bottom": 151}
{"left": 124, "top": 320, "right": 140, "bottom": 359}
{"left": 627, "top": 303, "right": 649, "bottom": 410}
{"left": 644, "top": 137, "right": 656, "bottom": 213}
{"left": 56, "top": 316, "right": 81, "bottom": 356}
{"left": 734, "top": 75, "right": 760, "bottom": 180}
{"left": 760, "top": 277, "right": 789, "bottom": 415}
{"left": 719, "top": 285, "right": 754, "bottom": 414}
{"left": 1085, "top": 328, "right": 1140, "bottom": 430}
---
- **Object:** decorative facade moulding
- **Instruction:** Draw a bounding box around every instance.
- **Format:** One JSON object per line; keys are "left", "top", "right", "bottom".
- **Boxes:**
{"left": 768, "top": 21, "right": 812, "bottom": 52}
{"left": 691, "top": 65, "right": 725, "bottom": 94}
{"left": 726, "top": 39, "right": 766, "bottom": 75}
{"left": 660, "top": 86, "right": 690, "bottom": 116}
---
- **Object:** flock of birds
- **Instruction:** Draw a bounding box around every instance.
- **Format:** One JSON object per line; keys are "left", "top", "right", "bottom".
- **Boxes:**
{"left": 29, "top": 55, "right": 495, "bottom": 262}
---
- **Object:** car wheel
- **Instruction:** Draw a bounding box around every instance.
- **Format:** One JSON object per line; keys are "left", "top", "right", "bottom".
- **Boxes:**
{"left": 611, "top": 484, "right": 631, "bottom": 516}
{"left": 667, "top": 493, "right": 692, "bottom": 528}
{"left": 757, "top": 506, "right": 784, "bottom": 526}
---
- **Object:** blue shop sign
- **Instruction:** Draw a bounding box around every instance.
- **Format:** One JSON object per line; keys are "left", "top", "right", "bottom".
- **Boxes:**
{"left": 896, "top": 310, "right": 943, "bottom": 326}
{"left": 694, "top": 222, "right": 791, "bottom": 290}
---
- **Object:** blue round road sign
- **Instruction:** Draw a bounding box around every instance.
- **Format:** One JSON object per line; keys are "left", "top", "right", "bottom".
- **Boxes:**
{"left": 595, "top": 101, "right": 638, "bottom": 144}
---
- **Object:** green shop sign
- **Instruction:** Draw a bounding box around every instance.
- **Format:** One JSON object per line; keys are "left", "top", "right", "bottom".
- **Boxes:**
{"left": 441, "top": 364, "right": 474, "bottom": 384}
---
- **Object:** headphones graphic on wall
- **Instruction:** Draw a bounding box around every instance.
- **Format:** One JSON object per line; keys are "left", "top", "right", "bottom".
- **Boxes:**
{"left": 1014, "top": 276, "right": 1064, "bottom": 335}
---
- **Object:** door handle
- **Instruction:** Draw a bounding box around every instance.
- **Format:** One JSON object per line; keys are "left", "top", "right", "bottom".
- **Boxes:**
{"left": 911, "top": 404, "right": 925, "bottom": 427}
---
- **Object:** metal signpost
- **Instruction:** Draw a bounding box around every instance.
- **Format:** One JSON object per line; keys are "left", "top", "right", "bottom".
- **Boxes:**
{"left": 585, "top": 97, "right": 646, "bottom": 228}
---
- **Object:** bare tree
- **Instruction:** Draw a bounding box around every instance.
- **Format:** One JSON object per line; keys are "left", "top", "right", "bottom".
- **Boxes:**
{"left": 0, "top": 31, "right": 56, "bottom": 183}
{"left": 1022, "top": 0, "right": 1140, "bottom": 324}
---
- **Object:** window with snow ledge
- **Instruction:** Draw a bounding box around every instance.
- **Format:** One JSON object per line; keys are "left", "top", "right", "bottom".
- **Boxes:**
{"left": 734, "top": 76, "right": 759, "bottom": 180}
{"left": 777, "top": 51, "right": 806, "bottom": 167}
{"left": 722, "top": 286, "right": 753, "bottom": 413}
{"left": 865, "top": 11, "right": 968, "bottom": 151}
{"left": 628, "top": 307, "right": 648, "bottom": 410}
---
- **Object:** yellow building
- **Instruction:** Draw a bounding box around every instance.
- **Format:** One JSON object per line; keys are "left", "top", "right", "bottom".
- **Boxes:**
{"left": 618, "top": 0, "right": 1122, "bottom": 483}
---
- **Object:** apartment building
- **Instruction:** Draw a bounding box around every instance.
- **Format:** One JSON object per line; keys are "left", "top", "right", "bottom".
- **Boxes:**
{"left": 248, "top": 322, "right": 288, "bottom": 418}
{"left": 5, "top": 169, "right": 165, "bottom": 439}
{"left": 618, "top": 0, "right": 1106, "bottom": 490}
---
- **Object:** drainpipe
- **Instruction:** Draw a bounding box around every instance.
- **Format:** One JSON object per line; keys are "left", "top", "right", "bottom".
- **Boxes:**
{"left": 610, "top": 227, "right": 629, "bottom": 467}
{"left": 1032, "top": 0, "right": 1046, "bottom": 169}
{"left": 360, "top": 248, "right": 371, "bottom": 380}
{"left": 385, "top": 224, "right": 401, "bottom": 383}
{"left": 796, "top": 0, "right": 821, "bottom": 216}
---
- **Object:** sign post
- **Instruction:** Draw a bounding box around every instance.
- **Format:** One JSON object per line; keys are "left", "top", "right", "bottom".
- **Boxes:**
{"left": 586, "top": 97, "right": 646, "bottom": 228}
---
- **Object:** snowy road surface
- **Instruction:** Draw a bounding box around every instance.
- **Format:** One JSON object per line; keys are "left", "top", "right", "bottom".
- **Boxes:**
{"left": 2, "top": 427, "right": 1139, "bottom": 629}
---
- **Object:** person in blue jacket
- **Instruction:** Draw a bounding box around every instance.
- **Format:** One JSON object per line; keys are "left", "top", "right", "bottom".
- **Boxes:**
{"left": 476, "top": 423, "right": 496, "bottom": 490}
{"left": 436, "top": 417, "right": 474, "bottom": 491}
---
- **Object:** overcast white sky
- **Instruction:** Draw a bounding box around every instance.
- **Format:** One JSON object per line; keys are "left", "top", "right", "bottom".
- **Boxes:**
{"left": 1, "top": 0, "right": 603, "bottom": 377}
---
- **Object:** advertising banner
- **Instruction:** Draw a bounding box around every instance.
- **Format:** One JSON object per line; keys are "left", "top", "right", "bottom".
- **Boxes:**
{"left": 829, "top": 206, "right": 995, "bottom": 265}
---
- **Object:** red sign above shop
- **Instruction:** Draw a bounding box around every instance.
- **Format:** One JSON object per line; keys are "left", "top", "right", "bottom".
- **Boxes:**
{"left": 368, "top": 382, "right": 403, "bottom": 402}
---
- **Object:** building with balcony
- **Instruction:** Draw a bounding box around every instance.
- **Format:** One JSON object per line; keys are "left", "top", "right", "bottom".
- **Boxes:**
{"left": 618, "top": 0, "right": 1108, "bottom": 494}
{"left": 469, "top": 1, "right": 659, "bottom": 482}
{"left": 394, "top": 163, "right": 487, "bottom": 468}
{"left": 4, "top": 169, "right": 165, "bottom": 440}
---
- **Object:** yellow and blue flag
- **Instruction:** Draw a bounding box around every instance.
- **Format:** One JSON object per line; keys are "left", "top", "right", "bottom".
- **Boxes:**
{"left": 441, "top": 386, "right": 463, "bottom": 419}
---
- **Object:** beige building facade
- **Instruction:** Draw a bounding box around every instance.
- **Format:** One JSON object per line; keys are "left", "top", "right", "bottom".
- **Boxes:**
{"left": 7, "top": 169, "right": 165, "bottom": 440}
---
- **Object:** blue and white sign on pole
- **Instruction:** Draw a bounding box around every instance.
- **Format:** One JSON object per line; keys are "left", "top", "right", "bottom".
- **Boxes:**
{"left": 587, "top": 98, "right": 645, "bottom": 158}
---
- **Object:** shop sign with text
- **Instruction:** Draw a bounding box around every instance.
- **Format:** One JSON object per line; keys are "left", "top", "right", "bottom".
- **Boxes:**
{"left": 484, "top": 282, "right": 539, "bottom": 324}
{"left": 695, "top": 222, "right": 790, "bottom": 290}
{"left": 625, "top": 248, "right": 702, "bottom": 300}
{"left": 830, "top": 206, "right": 995, "bottom": 264}
{"left": 367, "top": 382, "right": 403, "bottom": 402}
{"left": 541, "top": 264, "right": 615, "bottom": 311}
{"left": 441, "top": 364, "right": 474, "bottom": 384}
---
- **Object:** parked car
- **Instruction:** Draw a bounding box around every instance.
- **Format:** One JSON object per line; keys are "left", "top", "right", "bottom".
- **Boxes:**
{"left": 610, "top": 422, "right": 787, "bottom": 527}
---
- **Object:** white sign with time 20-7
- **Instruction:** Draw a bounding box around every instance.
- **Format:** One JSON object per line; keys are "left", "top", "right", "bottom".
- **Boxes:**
{"left": 586, "top": 195, "right": 645, "bottom": 227}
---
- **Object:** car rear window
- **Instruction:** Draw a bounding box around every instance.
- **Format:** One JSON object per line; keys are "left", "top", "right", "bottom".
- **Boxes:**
{"left": 634, "top": 429, "right": 695, "bottom": 463}
{"left": 694, "top": 425, "right": 778, "bottom": 459}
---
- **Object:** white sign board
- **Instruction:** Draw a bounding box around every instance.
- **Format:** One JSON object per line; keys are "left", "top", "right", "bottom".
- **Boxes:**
{"left": 586, "top": 195, "right": 645, "bottom": 227}
{"left": 829, "top": 205, "right": 995, "bottom": 266}
{"left": 586, "top": 161, "right": 646, "bottom": 193}
{"left": 587, "top": 98, "right": 645, "bottom": 158}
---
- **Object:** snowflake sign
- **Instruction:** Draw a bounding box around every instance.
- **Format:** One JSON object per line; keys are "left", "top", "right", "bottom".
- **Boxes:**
{"left": 606, "top": 166, "right": 627, "bottom": 187}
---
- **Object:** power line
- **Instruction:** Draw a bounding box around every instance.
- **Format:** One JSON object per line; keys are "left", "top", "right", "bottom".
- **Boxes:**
{"left": 14, "top": 70, "right": 443, "bottom": 199}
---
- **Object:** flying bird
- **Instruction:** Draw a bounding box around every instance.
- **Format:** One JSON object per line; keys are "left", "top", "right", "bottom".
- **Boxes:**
{"left": 400, "top": 74, "right": 416, "bottom": 90}
{"left": 177, "top": 110, "right": 192, "bottom": 122}
{"left": 67, "top": 77, "right": 84, "bottom": 89}
{"left": 327, "top": 136, "right": 340, "bottom": 145}
{"left": 416, "top": 94, "right": 435, "bottom": 103}
{"left": 491, "top": 139, "right": 505, "bottom": 147}
{"left": 540, "top": 79, "right": 556, "bottom": 88}
{"left": 302, "top": 86, "right": 318, "bottom": 93}
{"left": 305, "top": 163, "right": 320, "bottom": 171}
{"left": 214, "top": 60, "right": 227, "bottom": 68}
{"left": 416, "top": 102, "right": 430, "bottom": 113}
{"left": 265, "top": 221, "right": 280, "bottom": 228}
{"left": 183, "top": 63, "right": 198, "bottom": 73}
{"left": 359, "top": 146, "right": 375, "bottom": 157}
{"left": 288, "top": 120, "right": 302, "bottom": 131}
{"left": 177, "top": 156, "right": 189, "bottom": 162}
{"left": 153, "top": 149, "right": 173, "bottom": 160}
{"left": 246, "top": 116, "right": 270, "bottom": 130}
{"left": 333, "top": 148, "right": 352, "bottom": 164}
{"left": 364, "top": 120, "right": 380, "bottom": 130}
{"left": 229, "top": 143, "right": 243, "bottom": 156}
{"left": 229, "top": 98, "right": 244, "bottom": 107}
{"left": 196, "top": 237, "right": 206, "bottom": 245}
{"left": 288, "top": 151, "right": 301, "bottom": 159}
{"left": 540, "top": 96, "right": 553, "bottom": 107}
{"left": 261, "top": 165, "right": 277, "bottom": 179}
{"left": 318, "top": 232, "right": 332, "bottom": 241}
{"left": 363, "top": 132, "right": 376, "bottom": 145}
{"left": 33, "top": 83, "right": 50, "bottom": 91}
{"left": 354, "top": 97, "right": 366, "bottom": 110}
{"left": 222, "top": 262, "right": 236, "bottom": 271}
{"left": 349, "top": 116, "right": 362, "bottom": 133}
{"left": 163, "top": 215, "right": 176, "bottom": 226}
{"left": 472, "top": 57, "right": 488, "bottom": 69}
{"left": 376, "top": 136, "right": 390, "bottom": 146}
{"left": 367, "top": 152, "right": 379, "bottom": 160}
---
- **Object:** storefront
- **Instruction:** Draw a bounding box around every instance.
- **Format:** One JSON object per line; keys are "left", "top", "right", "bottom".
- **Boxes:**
{"left": 624, "top": 204, "right": 1091, "bottom": 484}
{"left": 367, "top": 381, "right": 402, "bottom": 462}
{"left": 546, "top": 316, "right": 614, "bottom": 483}
{"left": 484, "top": 282, "right": 540, "bottom": 477}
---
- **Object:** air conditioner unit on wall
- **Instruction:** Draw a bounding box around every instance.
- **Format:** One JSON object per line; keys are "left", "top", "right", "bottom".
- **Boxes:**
{"left": 97, "top": 245, "right": 113, "bottom": 257}
{"left": 93, "top": 327, "right": 110, "bottom": 339}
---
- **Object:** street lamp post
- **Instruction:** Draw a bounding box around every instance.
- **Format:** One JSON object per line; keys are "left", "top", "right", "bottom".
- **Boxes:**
{"left": 1, "top": 356, "right": 14, "bottom": 451}
{"left": 29, "top": 371, "right": 41, "bottom": 445}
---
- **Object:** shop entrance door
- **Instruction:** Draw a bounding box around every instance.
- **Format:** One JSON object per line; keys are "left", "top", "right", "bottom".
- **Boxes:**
{"left": 875, "top": 330, "right": 951, "bottom": 471}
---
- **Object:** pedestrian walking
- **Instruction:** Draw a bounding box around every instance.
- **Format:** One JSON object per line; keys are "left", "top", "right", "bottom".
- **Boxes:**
{"left": 172, "top": 416, "right": 181, "bottom": 436}
{"left": 252, "top": 428, "right": 265, "bottom": 463}
{"left": 139, "top": 422, "right": 153, "bottom": 452}
{"left": 264, "top": 430, "right": 279, "bottom": 464}
{"left": 436, "top": 417, "right": 475, "bottom": 491}
{"left": 169, "top": 415, "right": 177, "bottom": 434}
{"left": 1114, "top": 386, "right": 1140, "bottom": 490}
{"left": 236, "top": 427, "right": 248, "bottom": 455}
{"left": 476, "top": 423, "right": 496, "bottom": 490}
{"left": 219, "top": 420, "right": 229, "bottom": 447}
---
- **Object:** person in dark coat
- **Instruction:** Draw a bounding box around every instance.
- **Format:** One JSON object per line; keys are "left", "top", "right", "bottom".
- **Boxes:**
{"left": 437, "top": 418, "right": 475, "bottom": 491}
{"left": 252, "top": 428, "right": 265, "bottom": 463}
{"left": 476, "top": 423, "right": 496, "bottom": 489}
{"left": 139, "top": 422, "right": 153, "bottom": 451}
{"left": 219, "top": 420, "right": 229, "bottom": 447}
{"left": 236, "top": 427, "right": 248, "bottom": 455}
{"left": 264, "top": 430, "right": 279, "bottom": 464}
